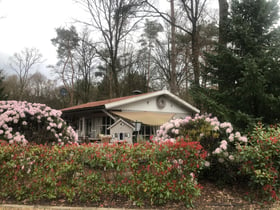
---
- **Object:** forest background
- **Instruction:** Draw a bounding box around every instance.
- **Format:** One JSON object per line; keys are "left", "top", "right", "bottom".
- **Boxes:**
{"left": 0, "top": 0, "right": 280, "bottom": 131}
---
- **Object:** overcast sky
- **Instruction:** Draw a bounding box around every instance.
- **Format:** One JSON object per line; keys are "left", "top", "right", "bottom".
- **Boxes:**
{"left": 0, "top": 0, "right": 217, "bottom": 79}
{"left": 0, "top": 0, "right": 86, "bottom": 78}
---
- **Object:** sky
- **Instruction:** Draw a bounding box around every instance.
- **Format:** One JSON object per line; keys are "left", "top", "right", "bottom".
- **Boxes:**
{"left": 0, "top": 0, "right": 86, "bottom": 78}
{"left": 0, "top": 0, "right": 218, "bottom": 79}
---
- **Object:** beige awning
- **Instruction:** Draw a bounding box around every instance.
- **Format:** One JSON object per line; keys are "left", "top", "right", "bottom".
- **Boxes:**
{"left": 112, "top": 111, "right": 174, "bottom": 126}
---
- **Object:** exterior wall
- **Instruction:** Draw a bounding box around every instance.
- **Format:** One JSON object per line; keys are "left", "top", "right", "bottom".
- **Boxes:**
{"left": 110, "top": 123, "right": 133, "bottom": 144}
{"left": 74, "top": 112, "right": 113, "bottom": 141}
{"left": 114, "top": 96, "right": 191, "bottom": 114}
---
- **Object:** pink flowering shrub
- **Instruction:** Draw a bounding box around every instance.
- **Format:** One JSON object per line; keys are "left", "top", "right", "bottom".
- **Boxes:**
{"left": 0, "top": 101, "right": 78, "bottom": 145}
{"left": 154, "top": 114, "right": 248, "bottom": 183}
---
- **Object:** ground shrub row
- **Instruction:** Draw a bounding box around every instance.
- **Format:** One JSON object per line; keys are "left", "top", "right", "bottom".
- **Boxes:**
{"left": 1, "top": 106, "right": 280, "bottom": 207}
{"left": 0, "top": 139, "right": 206, "bottom": 207}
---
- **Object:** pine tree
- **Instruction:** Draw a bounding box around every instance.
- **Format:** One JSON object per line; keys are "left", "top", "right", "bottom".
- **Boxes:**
{"left": 193, "top": 0, "right": 280, "bottom": 129}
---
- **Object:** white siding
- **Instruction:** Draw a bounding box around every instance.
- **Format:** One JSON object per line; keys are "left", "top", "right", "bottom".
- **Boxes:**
{"left": 114, "top": 97, "right": 190, "bottom": 114}
{"left": 110, "top": 122, "right": 133, "bottom": 144}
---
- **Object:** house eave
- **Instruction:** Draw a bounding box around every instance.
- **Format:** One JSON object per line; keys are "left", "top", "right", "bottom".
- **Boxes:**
{"left": 105, "top": 90, "right": 200, "bottom": 113}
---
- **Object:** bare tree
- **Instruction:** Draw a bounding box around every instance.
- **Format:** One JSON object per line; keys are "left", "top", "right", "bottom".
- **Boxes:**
{"left": 2, "top": 75, "right": 19, "bottom": 99}
{"left": 9, "top": 48, "right": 43, "bottom": 100}
{"left": 28, "top": 71, "right": 47, "bottom": 97}
{"left": 144, "top": 0, "right": 208, "bottom": 87}
{"left": 75, "top": 27, "right": 97, "bottom": 103}
{"left": 170, "top": 0, "right": 177, "bottom": 93}
{"left": 76, "top": 0, "right": 147, "bottom": 97}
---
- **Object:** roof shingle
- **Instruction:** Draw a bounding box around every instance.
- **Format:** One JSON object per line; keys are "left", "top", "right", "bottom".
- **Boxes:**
{"left": 61, "top": 92, "right": 152, "bottom": 112}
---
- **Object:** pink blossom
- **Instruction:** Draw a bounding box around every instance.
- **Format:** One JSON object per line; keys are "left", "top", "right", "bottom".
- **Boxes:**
{"left": 228, "top": 134, "right": 234, "bottom": 142}
{"left": 220, "top": 140, "right": 228, "bottom": 150}
{"left": 57, "top": 122, "right": 63, "bottom": 129}
{"left": 6, "top": 133, "right": 13, "bottom": 139}
{"left": 190, "top": 172, "right": 195, "bottom": 181}
{"left": 174, "top": 120, "right": 181, "bottom": 128}
{"left": 213, "top": 126, "right": 219, "bottom": 131}
{"left": 213, "top": 148, "right": 222, "bottom": 154}
{"left": 226, "top": 127, "right": 233, "bottom": 133}
{"left": 239, "top": 136, "right": 248, "bottom": 143}
{"left": 204, "top": 161, "right": 210, "bottom": 167}
{"left": 229, "top": 155, "right": 234, "bottom": 161}
{"left": 235, "top": 132, "right": 241, "bottom": 138}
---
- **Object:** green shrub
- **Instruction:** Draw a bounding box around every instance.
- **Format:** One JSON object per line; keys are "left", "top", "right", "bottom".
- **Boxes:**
{"left": 0, "top": 138, "right": 206, "bottom": 207}
{"left": 154, "top": 114, "right": 248, "bottom": 184}
{"left": 238, "top": 123, "right": 280, "bottom": 202}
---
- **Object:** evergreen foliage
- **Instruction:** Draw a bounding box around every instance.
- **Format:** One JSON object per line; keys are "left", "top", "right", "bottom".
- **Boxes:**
{"left": 193, "top": 0, "right": 280, "bottom": 130}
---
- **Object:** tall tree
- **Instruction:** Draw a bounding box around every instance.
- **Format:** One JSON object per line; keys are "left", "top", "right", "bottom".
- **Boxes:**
{"left": 218, "top": 0, "right": 228, "bottom": 46}
{"left": 9, "top": 48, "right": 43, "bottom": 100}
{"left": 170, "top": 0, "right": 177, "bottom": 93}
{"left": 2, "top": 75, "right": 19, "bottom": 100}
{"left": 0, "top": 69, "right": 7, "bottom": 100}
{"left": 51, "top": 26, "right": 79, "bottom": 106}
{"left": 196, "top": 0, "right": 280, "bottom": 129}
{"left": 77, "top": 0, "right": 146, "bottom": 97}
{"left": 145, "top": 0, "right": 208, "bottom": 87}
{"left": 179, "top": 0, "right": 207, "bottom": 86}
{"left": 138, "top": 19, "right": 163, "bottom": 91}
{"left": 75, "top": 28, "right": 97, "bottom": 103}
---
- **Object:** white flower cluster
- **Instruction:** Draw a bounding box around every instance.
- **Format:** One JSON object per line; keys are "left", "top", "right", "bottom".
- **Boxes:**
{"left": 154, "top": 113, "right": 248, "bottom": 164}
{"left": 0, "top": 101, "right": 78, "bottom": 144}
{"left": 155, "top": 116, "right": 192, "bottom": 142}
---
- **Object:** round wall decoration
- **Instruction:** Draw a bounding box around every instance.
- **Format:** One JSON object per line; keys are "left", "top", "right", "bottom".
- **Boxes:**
{"left": 156, "top": 96, "right": 166, "bottom": 109}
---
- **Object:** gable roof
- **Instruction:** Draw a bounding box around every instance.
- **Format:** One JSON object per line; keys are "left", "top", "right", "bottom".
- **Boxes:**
{"left": 61, "top": 90, "right": 200, "bottom": 113}
{"left": 61, "top": 93, "right": 149, "bottom": 112}
{"left": 108, "top": 118, "right": 135, "bottom": 130}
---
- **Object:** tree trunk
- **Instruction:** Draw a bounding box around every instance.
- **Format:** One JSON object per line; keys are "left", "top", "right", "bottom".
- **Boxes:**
{"left": 170, "top": 0, "right": 177, "bottom": 93}
{"left": 219, "top": 0, "right": 229, "bottom": 46}
{"left": 192, "top": 26, "right": 200, "bottom": 86}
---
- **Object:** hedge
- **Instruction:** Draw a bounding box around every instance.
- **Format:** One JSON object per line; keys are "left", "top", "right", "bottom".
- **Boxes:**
{"left": 0, "top": 138, "right": 206, "bottom": 207}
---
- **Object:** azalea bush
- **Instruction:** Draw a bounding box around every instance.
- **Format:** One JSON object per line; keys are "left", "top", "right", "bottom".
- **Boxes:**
{"left": 0, "top": 101, "right": 78, "bottom": 145}
{"left": 154, "top": 114, "right": 248, "bottom": 183}
{"left": 238, "top": 123, "right": 280, "bottom": 202}
{"left": 0, "top": 138, "right": 206, "bottom": 207}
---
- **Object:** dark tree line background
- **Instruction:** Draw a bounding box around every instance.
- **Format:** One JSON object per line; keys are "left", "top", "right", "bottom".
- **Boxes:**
{"left": 1, "top": 0, "right": 280, "bottom": 131}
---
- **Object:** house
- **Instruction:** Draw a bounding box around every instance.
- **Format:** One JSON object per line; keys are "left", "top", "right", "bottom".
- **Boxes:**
{"left": 108, "top": 118, "right": 135, "bottom": 143}
{"left": 61, "top": 90, "right": 200, "bottom": 143}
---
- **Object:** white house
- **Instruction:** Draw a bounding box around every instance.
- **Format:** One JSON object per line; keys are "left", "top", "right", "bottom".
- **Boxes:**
{"left": 61, "top": 90, "right": 200, "bottom": 143}
{"left": 108, "top": 119, "right": 135, "bottom": 143}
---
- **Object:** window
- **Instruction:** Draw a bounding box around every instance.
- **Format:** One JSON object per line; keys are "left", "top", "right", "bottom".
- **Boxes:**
{"left": 79, "top": 119, "right": 83, "bottom": 131}
{"left": 102, "top": 116, "right": 114, "bottom": 135}
{"left": 120, "top": 133, "right": 124, "bottom": 140}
